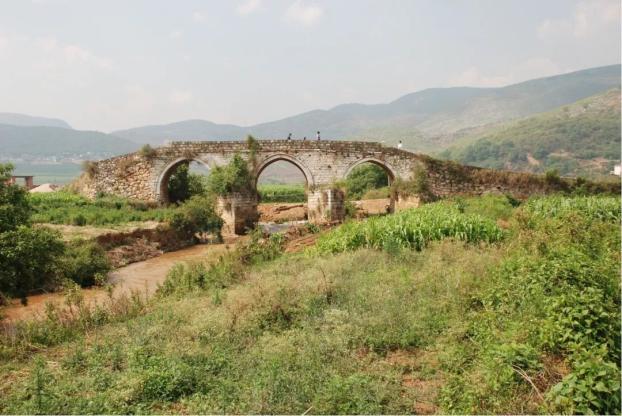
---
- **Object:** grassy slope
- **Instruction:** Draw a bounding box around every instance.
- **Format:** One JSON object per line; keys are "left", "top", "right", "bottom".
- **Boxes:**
{"left": 439, "top": 89, "right": 621, "bottom": 177}
{"left": 0, "top": 195, "right": 619, "bottom": 414}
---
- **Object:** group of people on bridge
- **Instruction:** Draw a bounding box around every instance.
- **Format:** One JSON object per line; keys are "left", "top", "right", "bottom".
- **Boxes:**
{"left": 284, "top": 132, "right": 404, "bottom": 149}
{"left": 286, "top": 131, "right": 322, "bottom": 141}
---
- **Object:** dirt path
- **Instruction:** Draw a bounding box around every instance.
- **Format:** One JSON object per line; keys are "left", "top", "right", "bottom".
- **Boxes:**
{"left": 1, "top": 243, "right": 232, "bottom": 323}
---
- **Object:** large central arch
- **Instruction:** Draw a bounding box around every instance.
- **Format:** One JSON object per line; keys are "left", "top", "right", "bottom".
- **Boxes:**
{"left": 253, "top": 153, "right": 314, "bottom": 189}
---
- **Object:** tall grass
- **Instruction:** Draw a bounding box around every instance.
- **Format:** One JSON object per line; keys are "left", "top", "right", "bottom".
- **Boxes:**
{"left": 314, "top": 202, "right": 504, "bottom": 254}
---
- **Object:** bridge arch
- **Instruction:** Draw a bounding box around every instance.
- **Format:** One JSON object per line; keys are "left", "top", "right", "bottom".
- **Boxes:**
{"left": 254, "top": 153, "right": 314, "bottom": 188}
{"left": 343, "top": 157, "right": 397, "bottom": 183}
{"left": 155, "top": 157, "right": 211, "bottom": 204}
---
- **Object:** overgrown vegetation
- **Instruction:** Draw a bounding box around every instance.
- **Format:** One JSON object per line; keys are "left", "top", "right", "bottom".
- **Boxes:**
{"left": 139, "top": 144, "right": 157, "bottom": 159}
{"left": 169, "top": 195, "right": 223, "bottom": 242}
{"left": 167, "top": 163, "right": 210, "bottom": 204}
{"left": 206, "top": 154, "right": 255, "bottom": 197}
{"left": 0, "top": 192, "right": 619, "bottom": 414}
{"left": 0, "top": 164, "right": 111, "bottom": 301}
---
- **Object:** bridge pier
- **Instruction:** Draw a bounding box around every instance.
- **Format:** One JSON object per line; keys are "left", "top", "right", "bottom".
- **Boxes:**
{"left": 307, "top": 188, "right": 346, "bottom": 224}
{"left": 217, "top": 193, "right": 259, "bottom": 235}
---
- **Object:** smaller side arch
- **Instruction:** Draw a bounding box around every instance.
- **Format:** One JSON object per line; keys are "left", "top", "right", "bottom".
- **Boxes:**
{"left": 343, "top": 157, "right": 397, "bottom": 183}
{"left": 253, "top": 153, "right": 315, "bottom": 189}
{"left": 155, "top": 157, "right": 211, "bottom": 204}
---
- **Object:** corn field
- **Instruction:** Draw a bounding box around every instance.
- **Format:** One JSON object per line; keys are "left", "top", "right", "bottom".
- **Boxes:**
{"left": 523, "top": 195, "right": 620, "bottom": 222}
{"left": 314, "top": 203, "right": 504, "bottom": 254}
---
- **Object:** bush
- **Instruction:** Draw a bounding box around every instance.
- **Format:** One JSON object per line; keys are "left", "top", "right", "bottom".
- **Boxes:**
{"left": 170, "top": 195, "right": 223, "bottom": 241}
{"left": 0, "top": 226, "right": 65, "bottom": 299}
{"left": 139, "top": 144, "right": 157, "bottom": 159}
{"left": 59, "top": 240, "right": 111, "bottom": 287}
{"left": 206, "top": 154, "right": 254, "bottom": 196}
{"left": 81, "top": 161, "right": 98, "bottom": 178}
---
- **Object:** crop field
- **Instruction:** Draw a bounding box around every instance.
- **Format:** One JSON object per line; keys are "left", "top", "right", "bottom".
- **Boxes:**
{"left": 314, "top": 201, "right": 505, "bottom": 253}
{"left": 257, "top": 184, "right": 306, "bottom": 203}
{"left": 29, "top": 192, "right": 176, "bottom": 226}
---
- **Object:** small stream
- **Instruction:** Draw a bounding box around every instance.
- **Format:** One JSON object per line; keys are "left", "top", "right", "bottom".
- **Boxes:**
{"left": 1, "top": 243, "right": 232, "bottom": 322}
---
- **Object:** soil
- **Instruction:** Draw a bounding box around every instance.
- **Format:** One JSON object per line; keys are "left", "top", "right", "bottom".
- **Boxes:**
{"left": 258, "top": 203, "right": 307, "bottom": 222}
{"left": 258, "top": 199, "right": 392, "bottom": 223}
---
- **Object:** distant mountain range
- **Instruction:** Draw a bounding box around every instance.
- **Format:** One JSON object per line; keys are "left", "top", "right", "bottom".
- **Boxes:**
{"left": 111, "top": 64, "right": 620, "bottom": 149}
{"left": 0, "top": 112, "right": 72, "bottom": 129}
{"left": 0, "top": 64, "right": 620, "bottom": 178}
{"left": 0, "top": 124, "right": 137, "bottom": 157}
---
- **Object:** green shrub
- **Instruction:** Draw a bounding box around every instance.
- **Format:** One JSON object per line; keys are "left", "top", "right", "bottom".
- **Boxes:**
{"left": 206, "top": 154, "right": 254, "bottom": 196}
{"left": 60, "top": 240, "right": 111, "bottom": 287}
{"left": 0, "top": 226, "right": 65, "bottom": 299}
{"left": 158, "top": 229, "right": 283, "bottom": 296}
{"left": 169, "top": 195, "right": 223, "bottom": 241}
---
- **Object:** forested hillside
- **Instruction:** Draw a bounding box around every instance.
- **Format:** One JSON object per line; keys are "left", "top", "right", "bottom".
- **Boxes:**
{"left": 439, "top": 89, "right": 621, "bottom": 177}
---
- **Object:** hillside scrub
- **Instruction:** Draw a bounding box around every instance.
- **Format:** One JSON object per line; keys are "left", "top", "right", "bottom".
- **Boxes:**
{"left": 441, "top": 89, "right": 621, "bottom": 177}
{"left": 0, "top": 194, "right": 619, "bottom": 414}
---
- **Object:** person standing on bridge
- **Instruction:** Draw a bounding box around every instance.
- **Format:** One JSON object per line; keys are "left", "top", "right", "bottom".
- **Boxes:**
{"left": 397, "top": 140, "right": 403, "bottom": 149}
{"left": 287, "top": 133, "right": 292, "bottom": 141}
{"left": 316, "top": 131, "right": 321, "bottom": 140}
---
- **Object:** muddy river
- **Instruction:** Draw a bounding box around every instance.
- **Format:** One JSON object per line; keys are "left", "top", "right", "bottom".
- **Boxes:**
{"left": 1, "top": 243, "right": 232, "bottom": 323}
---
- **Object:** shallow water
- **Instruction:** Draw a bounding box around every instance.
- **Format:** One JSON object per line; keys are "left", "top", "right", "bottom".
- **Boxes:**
{"left": 1, "top": 243, "right": 232, "bottom": 323}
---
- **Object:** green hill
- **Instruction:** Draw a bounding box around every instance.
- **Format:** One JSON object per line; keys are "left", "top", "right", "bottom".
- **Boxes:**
{"left": 439, "top": 89, "right": 621, "bottom": 177}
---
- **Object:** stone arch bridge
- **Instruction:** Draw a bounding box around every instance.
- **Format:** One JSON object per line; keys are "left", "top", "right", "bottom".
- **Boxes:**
{"left": 79, "top": 140, "right": 561, "bottom": 234}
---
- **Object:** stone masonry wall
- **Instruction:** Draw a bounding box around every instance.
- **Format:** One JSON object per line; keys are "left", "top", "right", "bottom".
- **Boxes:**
{"left": 76, "top": 139, "right": 582, "bottom": 206}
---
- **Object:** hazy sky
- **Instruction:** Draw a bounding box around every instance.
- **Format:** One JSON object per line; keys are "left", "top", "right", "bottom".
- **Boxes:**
{"left": 1, "top": 0, "right": 620, "bottom": 131}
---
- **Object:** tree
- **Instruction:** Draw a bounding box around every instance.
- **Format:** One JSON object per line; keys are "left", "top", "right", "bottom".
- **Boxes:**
{"left": 0, "top": 163, "right": 32, "bottom": 233}
{"left": 345, "top": 164, "right": 389, "bottom": 200}
{"left": 167, "top": 162, "right": 191, "bottom": 204}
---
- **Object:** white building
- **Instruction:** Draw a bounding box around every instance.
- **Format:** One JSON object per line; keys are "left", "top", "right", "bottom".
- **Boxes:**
{"left": 611, "top": 164, "right": 621, "bottom": 176}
